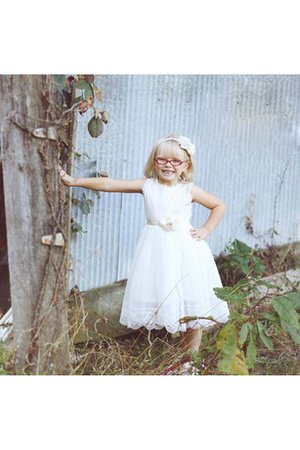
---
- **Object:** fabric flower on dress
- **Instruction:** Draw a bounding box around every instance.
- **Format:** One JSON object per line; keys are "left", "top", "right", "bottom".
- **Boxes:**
{"left": 159, "top": 216, "right": 174, "bottom": 231}
{"left": 159, "top": 214, "right": 187, "bottom": 232}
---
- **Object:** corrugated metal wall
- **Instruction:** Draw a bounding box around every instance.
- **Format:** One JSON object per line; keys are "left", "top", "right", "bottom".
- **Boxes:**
{"left": 69, "top": 75, "right": 300, "bottom": 292}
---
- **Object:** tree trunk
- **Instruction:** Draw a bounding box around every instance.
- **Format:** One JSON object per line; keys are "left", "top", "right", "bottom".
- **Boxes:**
{"left": 0, "top": 75, "right": 71, "bottom": 374}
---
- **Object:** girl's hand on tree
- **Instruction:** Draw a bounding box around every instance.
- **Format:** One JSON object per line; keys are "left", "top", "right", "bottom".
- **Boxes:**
{"left": 58, "top": 165, "right": 76, "bottom": 187}
{"left": 190, "top": 226, "right": 210, "bottom": 241}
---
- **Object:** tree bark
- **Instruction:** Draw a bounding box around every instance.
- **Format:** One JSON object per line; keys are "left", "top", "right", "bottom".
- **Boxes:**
{"left": 0, "top": 75, "right": 71, "bottom": 374}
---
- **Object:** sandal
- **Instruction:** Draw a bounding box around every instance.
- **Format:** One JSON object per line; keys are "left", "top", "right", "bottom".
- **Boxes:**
{"left": 160, "top": 355, "right": 199, "bottom": 376}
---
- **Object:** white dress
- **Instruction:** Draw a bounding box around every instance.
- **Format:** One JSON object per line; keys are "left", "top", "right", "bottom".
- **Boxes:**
{"left": 119, "top": 178, "right": 230, "bottom": 333}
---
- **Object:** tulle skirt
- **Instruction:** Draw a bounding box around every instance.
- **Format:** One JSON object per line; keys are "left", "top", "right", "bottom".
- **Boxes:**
{"left": 119, "top": 224, "right": 230, "bottom": 333}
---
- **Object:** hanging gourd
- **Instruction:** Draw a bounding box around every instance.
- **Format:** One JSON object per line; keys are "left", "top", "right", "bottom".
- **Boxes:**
{"left": 87, "top": 108, "right": 104, "bottom": 138}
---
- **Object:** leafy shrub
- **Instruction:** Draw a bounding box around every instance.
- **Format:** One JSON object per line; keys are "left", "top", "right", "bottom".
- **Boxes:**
{"left": 213, "top": 240, "right": 300, "bottom": 375}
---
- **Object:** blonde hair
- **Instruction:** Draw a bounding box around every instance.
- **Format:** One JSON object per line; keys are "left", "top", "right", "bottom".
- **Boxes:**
{"left": 144, "top": 134, "right": 195, "bottom": 183}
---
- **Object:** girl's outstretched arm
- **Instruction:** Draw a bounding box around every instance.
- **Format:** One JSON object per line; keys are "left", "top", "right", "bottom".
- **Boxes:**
{"left": 58, "top": 166, "right": 146, "bottom": 193}
{"left": 190, "top": 185, "right": 226, "bottom": 240}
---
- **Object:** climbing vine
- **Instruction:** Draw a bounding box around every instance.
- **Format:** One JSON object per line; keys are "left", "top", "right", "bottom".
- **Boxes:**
{"left": 54, "top": 75, "right": 110, "bottom": 233}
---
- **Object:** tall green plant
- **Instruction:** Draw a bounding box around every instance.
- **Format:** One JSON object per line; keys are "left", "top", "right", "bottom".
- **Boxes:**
{"left": 213, "top": 240, "right": 300, "bottom": 375}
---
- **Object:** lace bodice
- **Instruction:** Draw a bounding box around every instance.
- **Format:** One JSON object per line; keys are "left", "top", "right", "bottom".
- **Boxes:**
{"left": 142, "top": 178, "right": 193, "bottom": 230}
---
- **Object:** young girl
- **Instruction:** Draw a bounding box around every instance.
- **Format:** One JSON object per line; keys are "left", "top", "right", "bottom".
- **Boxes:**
{"left": 59, "top": 134, "right": 230, "bottom": 374}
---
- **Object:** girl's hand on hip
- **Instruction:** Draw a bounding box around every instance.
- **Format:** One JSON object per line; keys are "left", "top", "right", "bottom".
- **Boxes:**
{"left": 190, "top": 226, "right": 210, "bottom": 241}
{"left": 58, "top": 165, "right": 76, "bottom": 187}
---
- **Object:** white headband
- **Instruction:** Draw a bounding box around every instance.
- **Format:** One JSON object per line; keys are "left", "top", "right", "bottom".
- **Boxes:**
{"left": 156, "top": 135, "right": 196, "bottom": 157}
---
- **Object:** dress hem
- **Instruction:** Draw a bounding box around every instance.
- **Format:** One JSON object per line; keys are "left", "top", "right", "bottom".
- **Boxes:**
{"left": 119, "top": 317, "right": 229, "bottom": 334}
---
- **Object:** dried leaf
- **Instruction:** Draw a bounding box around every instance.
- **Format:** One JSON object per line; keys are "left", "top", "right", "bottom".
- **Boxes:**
{"left": 93, "top": 83, "right": 103, "bottom": 102}
{"left": 97, "top": 171, "right": 109, "bottom": 177}
{"left": 101, "top": 110, "right": 108, "bottom": 123}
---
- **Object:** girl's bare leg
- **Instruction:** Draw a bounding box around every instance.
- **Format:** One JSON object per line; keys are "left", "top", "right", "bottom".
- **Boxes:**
{"left": 160, "top": 328, "right": 203, "bottom": 374}
{"left": 180, "top": 327, "right": 203, "bottom": 354}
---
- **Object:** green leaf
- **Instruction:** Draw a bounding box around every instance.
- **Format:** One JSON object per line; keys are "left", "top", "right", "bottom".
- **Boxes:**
{"left": 217, "top": 359, "right": 230, "bottom": 373}
{"left": 213, "top": 286, "right": 248, "bottom": 304}
{"left": 216, "top": 323, "right": 238, "bottom": 373}
{"left": 80, "top": 193, "right": 91, "bottom": 215}
{"left": 226, "top": 239, "right": 253, "bottom": 257}
{"left": 84, "top": 83, "right": 94, "bottom": 99}
{"left": 272, "top": 296, "right": 300, "bottom": 344}
{"left": 229, "top": 311, "right": 248, "bottom": 321}
{"left": 272, "top": 296, "right": 300, "bottom": 330}
{"left": 284, "top": 291, "right": 300, "bottom": 311}
{"left": 217, "top": 349, "right": 249, "bottom": 375}
{"left": 223, "top": 239, "right": 266, "bottom": 276}
{"left": 217, "top": 322, "right": 251, "bottom": 375}
{"left": 79, "top": 197, "right": 94, "bottom": 213}
{"left": 81, "top": 204, "right": 89, "bottom": 214}
{"left": 73, "top": 81, "right": 94, "bottom": 101}
{"left": 262, "top": 312, "right": 279, "bottom": 323}
{"left": 71, "top": 222, "right": 83, "bottom": 233}
{"left": 246, "top": 332, "right": 257, "bottom": 369}
{"left": 256, "top": 320, "right": 274, "bottom": 351}
{"left": 213, "top": 287, "right": 231, "bottom": 301}
{"left": 231, "top": 350, "right": 249, "bottom": 375}
{"left": 53, "top": 75, "right": 67, "bottom": 88}
{"left": 239, "top": 322, "right": 251, "bottom": 345}
{"left": 283, "top": 325, "right": 300, "bottom": 345}
{"left": 253, "top": 259, "right": 267, "bottom": 275}
{"left": 74, "top": 80, "right": 90, "bottom": 90}
{"left": 217, "top": 323, "right": 237, "bottom": 353}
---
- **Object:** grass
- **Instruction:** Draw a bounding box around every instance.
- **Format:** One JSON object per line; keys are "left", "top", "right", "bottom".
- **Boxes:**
{"left": 3, "top": 324, "right": 299, "bottom": 375}
{"left": 71, "top": 328, "right": 185, "bottom": 375}
{"left": 69, "top": 321, "right": 300, "bottom": 376}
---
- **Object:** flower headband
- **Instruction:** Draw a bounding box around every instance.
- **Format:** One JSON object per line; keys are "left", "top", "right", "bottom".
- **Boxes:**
{"left": 156, "top": 135, "right": 196, "bottom": 157}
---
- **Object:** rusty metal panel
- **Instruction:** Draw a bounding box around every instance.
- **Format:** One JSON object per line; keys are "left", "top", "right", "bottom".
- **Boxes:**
{"left": 69, "top": 75, "right": 300, "bottom": 291}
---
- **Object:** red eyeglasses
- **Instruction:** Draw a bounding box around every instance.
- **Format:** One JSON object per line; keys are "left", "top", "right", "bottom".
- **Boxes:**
{"left": 154, "top": 157, "right": 188, "bottom": 167}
